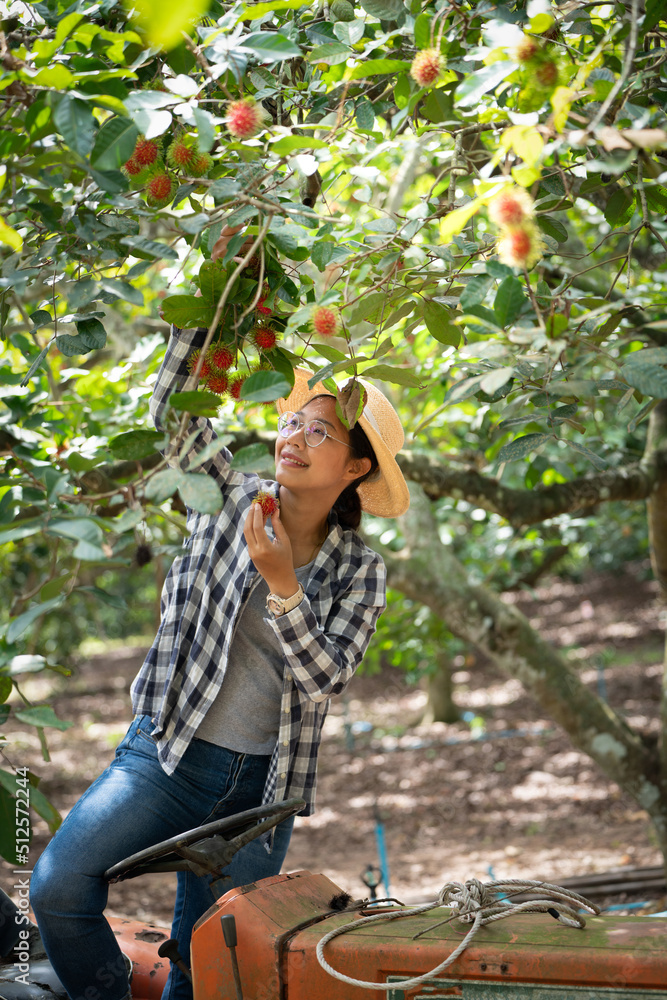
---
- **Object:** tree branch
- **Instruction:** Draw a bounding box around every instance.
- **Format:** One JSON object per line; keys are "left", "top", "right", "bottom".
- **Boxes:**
{"left": 396, "top": 451, "right": 655, "bottom": 527}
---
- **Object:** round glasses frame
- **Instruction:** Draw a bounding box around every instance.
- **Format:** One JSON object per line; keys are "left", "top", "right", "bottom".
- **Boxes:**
{"left": 277, "top": 411, "right": 352, "bottom": 449}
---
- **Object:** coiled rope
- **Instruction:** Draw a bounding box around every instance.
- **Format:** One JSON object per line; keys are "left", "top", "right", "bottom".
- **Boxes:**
{"left": 316, "top": 878, "right": 600, "bottom": 992}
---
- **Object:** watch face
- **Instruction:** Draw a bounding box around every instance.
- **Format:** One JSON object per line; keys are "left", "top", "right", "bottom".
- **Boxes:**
{"left": 267, "top": 597, "right": 283, "bottom": 615}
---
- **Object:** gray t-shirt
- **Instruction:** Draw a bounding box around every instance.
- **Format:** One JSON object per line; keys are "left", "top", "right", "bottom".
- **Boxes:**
{"left": 194, "top": 562, "right": 312, "bottom": 754}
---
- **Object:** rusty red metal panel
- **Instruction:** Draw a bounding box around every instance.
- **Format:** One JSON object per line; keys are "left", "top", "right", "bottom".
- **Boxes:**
{"left": 189, "top": 871, "right": 667, "bottom": 1000}
{"left": 110, "top": 916, "right": 170, "bottom": 1000}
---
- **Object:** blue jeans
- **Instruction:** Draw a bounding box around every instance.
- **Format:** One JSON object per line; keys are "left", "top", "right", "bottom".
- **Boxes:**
{"left": 30, "top": 716, "right": 294, "bottom": 1000}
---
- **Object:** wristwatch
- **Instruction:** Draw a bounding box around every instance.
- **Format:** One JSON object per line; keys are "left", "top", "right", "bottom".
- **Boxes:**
{"left": 266, "top": 585, "right": 304, "bottom": 618}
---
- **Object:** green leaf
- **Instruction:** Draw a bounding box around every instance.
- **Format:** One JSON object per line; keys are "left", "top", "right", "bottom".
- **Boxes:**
{"left": 6, "top": 655, "right": 47, "bottom": 676}
{"left": 414, "top": 12, "right": 432, "bottom": 49}
{"left": 537, "top": 216, "right": 569, "bottom": 243}
{"left": 272, "top": 135, "right": 329, "bottom": 155}
{"left": 180, "top": 213, "right": 210, "bottom": 234}
{"left": 48, "top": 518, "right": 103, "bottom": 545}
{"left": 480, "top": 366, "right": 514, "bottom": 396}
{"left": 178, "top": 472, "right": 223, "bottom": 514}
{"left": 75, "top": 317, "right": 107, "bottom": 350}
{"left": 243, "top": 30, "right": 302, "bottom": 63}
{"left": 169, "top": 389, "right": 221, "bottom": 416}
{"left": 7, "top": 597, "right": 66, "bottom": 644}
{"left": 0, "top": 519, "right": 44, "bottom": 543}
{"left": 623, "top": 362, "right": 667, "bottom": 398}
{"left": 53, "top": 95, "right": 96, "bottom": 157}
{"left": 422, "top": 299, "right": 460, "bottom": 347}
{"left": 230, "top": 442, "right": 273, "bottom": 472}
{"left": 130, "top": 0, "right": 212, "bottom": 50}
{"left": 348, "top": 59, "right": 411, "bottom": 80}
{"left": 121, "top": 236, "right": 179, "bottom": 259}
{"left": 346, "top": 291, "right": 388, "bottom": 325}
{"left": 28, "top": 781, "right": 61, "bottom": 833}
{"left": 361, "top": 365, "right": 421, "bottom": 388}
{"left": 604, "top": 188, "right": 635, "bottom": 227}
{"left": 308, "top": 42, "right": 351, "bottom": 66}
{"left": 355, "top": 98, "right": 375, "bottom": 130}
{"left": 237, "top": 0, "right": 311, "bottom": 20}
{"left": 144, "top": 467, "right": 184, "bottom": 502}
{"left": 240, "top": 370, "right": 292, "bottom": 403}
{"left": 456, "top": 61, "right": 515, "bottom": 108}
{"left": 360, "top": 0, "right": 404, "bottom": 16}
{"left": 460, "top": 275, "right": 494, "bottom": 309}
{"left": 109, "top": 430, "right": 166, "bottom": 460}
{"left": 185, "top": 437, "right": 232, "bottom": 472}
{"left": 494, "top": 276, "right": 527, "bottom": 326}
{"left": 311, "top": 241, "right": 335, "bottom": 272}
{"left": 0, "top": 782, "right": 20, "bottom": 864}
{"left": 98, "top": 279, "right": 144, "bottom": 306}
{"left": 90, "top": 117, "right": 139, "bottom": 171}
{"left": 496, "top": 432, "right": 552, "bottom": 463}
{"left": 161, "top": 295, "right": 213, "bottom": 329}
{"left": 567, "top": 440, "right": 607, "bottom": 471}
{"left": 0, "top": 677, "right": 12, "bottom": 703}
{"left": 14, "top": 705, "right": 73, "bottom": 731}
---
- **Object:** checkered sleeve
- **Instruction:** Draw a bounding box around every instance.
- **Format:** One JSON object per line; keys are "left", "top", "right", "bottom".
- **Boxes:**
{"left": 150, "top": 325, "right": 233, "bottom": 485}
{"left": 270, "top": 552, "right": 386, "bottom": 702}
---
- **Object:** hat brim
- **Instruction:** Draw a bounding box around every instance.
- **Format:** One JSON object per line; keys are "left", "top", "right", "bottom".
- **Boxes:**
{"left": 277, "top": 369, "right": 410, "bottom": 519}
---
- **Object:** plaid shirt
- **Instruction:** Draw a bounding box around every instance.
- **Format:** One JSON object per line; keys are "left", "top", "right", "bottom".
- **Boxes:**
{"left": 130, "top": 326, "right": 386, "bottom": 815}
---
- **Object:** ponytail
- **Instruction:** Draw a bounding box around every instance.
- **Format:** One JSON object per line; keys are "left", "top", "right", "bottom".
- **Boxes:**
{"left": 333, "top": 420, "right": 379, "bottom": 531}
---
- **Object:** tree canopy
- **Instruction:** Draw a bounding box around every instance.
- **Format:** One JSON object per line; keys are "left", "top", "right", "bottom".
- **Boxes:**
{"left": 2, "top": 0, "right": 667, "bottom": 867}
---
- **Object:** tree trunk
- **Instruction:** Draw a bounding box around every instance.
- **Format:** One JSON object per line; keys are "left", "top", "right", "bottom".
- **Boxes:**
{"left": 378, "top": 484, "right": 667, "bottom": 873}
{"left": 423, "top": 648, "right": 460, "bottom": 725}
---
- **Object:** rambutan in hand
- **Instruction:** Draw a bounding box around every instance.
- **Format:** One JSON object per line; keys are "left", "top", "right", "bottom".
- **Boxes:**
{"left": 244, "top": 501, "right": 297, "bottom": 597}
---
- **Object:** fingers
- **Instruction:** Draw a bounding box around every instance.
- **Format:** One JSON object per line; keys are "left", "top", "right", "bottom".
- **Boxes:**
{"left": 211, "top": 224, "right": 246, "bottom": 262}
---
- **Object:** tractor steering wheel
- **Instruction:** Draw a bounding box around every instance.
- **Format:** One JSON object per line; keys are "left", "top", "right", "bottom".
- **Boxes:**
{"left": 104, "top": 797, "right": 304, "bottom": 883}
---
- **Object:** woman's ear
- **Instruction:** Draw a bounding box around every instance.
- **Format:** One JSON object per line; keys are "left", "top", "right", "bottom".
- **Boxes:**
{"left": 348, "top": 456, "right": 372, "bottom": 479}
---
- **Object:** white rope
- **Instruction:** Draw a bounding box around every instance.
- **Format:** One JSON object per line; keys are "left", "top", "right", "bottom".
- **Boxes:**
{"left": 315, "top": 878, "right": 600, "bottom": 992}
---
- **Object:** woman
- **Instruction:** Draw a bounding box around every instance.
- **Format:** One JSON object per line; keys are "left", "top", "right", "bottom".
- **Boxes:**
{"left": 31, "top": 274, "right": 409, "bottom": 1000}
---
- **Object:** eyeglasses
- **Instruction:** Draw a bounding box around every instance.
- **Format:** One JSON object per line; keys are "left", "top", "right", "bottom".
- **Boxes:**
{"left": 277, "top": 411, "right": 352, "bottom": 449}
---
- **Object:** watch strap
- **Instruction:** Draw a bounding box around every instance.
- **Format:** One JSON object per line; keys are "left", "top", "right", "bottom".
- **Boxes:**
{"left": 267, "top": 584, "right": 304, "bottom": 617}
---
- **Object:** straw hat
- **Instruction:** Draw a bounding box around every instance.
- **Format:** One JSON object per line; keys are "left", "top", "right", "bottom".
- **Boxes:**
{"left": 276, "top": 368, "right": 410, "bottom": 518}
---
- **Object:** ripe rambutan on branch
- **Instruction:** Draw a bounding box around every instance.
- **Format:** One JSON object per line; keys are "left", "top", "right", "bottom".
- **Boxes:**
{"left": 488, "top": 187, "right": 535, "bottom": 228}
{"left": 496, "top": 222, "right": 546, "bottom": 270}
{"left": 251, "top": 324, "right": 279, "bottom": 351}
{"left": 204, "top": 371, "right": 230, "bottom": 396}
{"left": 311, "top": 305, "right": 341, "bottom": 338}
{"left": 410, "top": 48, "right": 445, "bottom": 88}
{"left": 207, "top": 344, "right": 236, "bottom": 371}
{"left": 226, "top": 98, "right": 269, "bottom": 140}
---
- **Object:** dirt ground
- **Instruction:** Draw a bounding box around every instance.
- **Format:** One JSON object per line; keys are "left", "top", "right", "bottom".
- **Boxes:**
{"left": 2, "top": 566, "right": 665, "bottom": 928}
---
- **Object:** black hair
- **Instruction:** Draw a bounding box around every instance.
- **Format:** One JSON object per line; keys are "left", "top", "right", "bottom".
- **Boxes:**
{"left": 332, "top": 418, "right": 379, "bottom": 532}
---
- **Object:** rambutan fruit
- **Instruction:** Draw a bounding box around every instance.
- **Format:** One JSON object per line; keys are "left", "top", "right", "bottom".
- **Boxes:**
{"left": 496, "top": 223, "right": 545, "bottom": 270}
{"left": 207, "top": 344, "right": 235, "bottom": 371}
{"left": 186, "top": 348, "right": 211, "bottom": 380}
{"left": 228, "top": 373, "right": 247, "bottom": 401}
{"left": 488, "top": 187, "right": 534, "bottom": 227}
{"left": 145, "top": 171, "right": 177, "bottom": 208}
{"left": 167, "top": 137, "right": 199, "bottom": 171}
{"left": 190, "top": 152, "right": 213, "bottom": 177}
{"left": 252, "top": 489, "right": 279, "bottom": 517}
{"left": 514, "top": 35, "right": 541, "bottom": 63}
{"left": 410, "top": 48, "right": 445, "bottom": 88}
{"left": 123, "top": 156, "right": 144, "bottom": 177}
{"left": 251, "top": 324, "right": 279, "bottom": 352}
{"left": 311, "top": 305, "right": 341, "bottom": 338}
{"left": 134, "top": 136, "right": 161, "bottom": 167}
{"left": 226, "top": 98, "right": 268, "bottom": 140}
{"left": 204, "top": 371, "right": 229, "bottom": 396}
{"left": 534, "top": 59, "right": 559, "bottom": 88}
